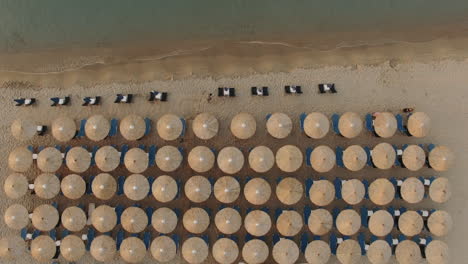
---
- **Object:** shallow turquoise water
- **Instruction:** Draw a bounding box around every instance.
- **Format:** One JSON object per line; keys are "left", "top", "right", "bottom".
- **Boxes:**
{"left": 1, "top": 0, "right": 468, "bottom": 52}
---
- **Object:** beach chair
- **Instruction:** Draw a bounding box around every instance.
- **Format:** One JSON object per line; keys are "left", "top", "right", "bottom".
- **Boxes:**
{"left": 14, "top": 98, "right": 36, "bottom": 106}
{"left": 285, "top": 85, "right": 302, "bottom": 94}
{"left": 144, "top": 118, "right": 151, "bottom": 136}
{"left": 357, "top": 233, "right": 366, "bottom": 255}
{"left": 145, "top": 207, "right": 154, "bottom": 224}
{"left": 334, "top": 178, "right": 343, "bottom": 199}
{"left": 396, "top": 114, "right": 409, "bottom": 135}
{"left": 116, "top": 229, "right": 124, "bottom": 250}
{"left": 303, "top": 205, "right": 312, "bottom": 225}
{"left": 318, "top": 83, "right": 337, "bottom": 94}
{"left": 365, "top": 114, "right": 374, "bottom": 132}
{"left": 114, "top": 94, "right": 133, "bottom": 103}
{"left": 86, "top": 175, "right": 95, "bottom": 195}
{"left": 305, "top": 179, "right": 313, "bottom": 197}
{"left": 117, "top": 176, "right": 125, "bottom": 196}
{"left": 299, "top": 113, "right": 307, "bottom": 132}
{"left": 171, "top": 234, "right": 180, "bottom": 249}
{"left": 218, "top": 87, "right": 235, "bottom": 97}
{"left": 82, "top": 96, "right": 100, "bottom": 106}
{"left": 108, "top": 118, "right": 118, "bottom": 137}
{"left": 50, "top": 96, "right": 70, "bottom": 106}
{"left": 119, "top": 145, "right": 129, "bottom": 164}
{"left": 143, "top": 231, "right": 151, "bottom": 249}
{"left": 300, "top": 233, "right": 309, "bottom": 253}
{"left": 331, "top": 114, "right": 340, "bottom": 134}
{"left": 329, "top": 233, "right": 338, "bottom": 254}
{"left": 305, "top": 147, "right": 313, "bottom": 166}
{"left": 272, "top": 234, "right": 281, "bottom": 244}
{"left": 115, "top": 205, "right": 124, "bottom": 224}
{"left": 85, "top": 228, "right": 96, "bottom": 251}
{"left": 149, "top": 91, "right": 168, "bottom": 102}
{"left": 61, "top": 230, "right": 70, "bottom": 239}
{"left": 335, "top": 146, "right": 344, "bottom": 167}
{"left": 76, "top": 119, "right": 87, "bottom": 138}
{"left": 251, "top": 87, "right": 269, "bottom": 96}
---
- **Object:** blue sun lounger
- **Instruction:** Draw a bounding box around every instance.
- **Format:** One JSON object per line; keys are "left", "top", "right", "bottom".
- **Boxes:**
{"left": 336, "top": 146, "right": 344, "bottom": 167}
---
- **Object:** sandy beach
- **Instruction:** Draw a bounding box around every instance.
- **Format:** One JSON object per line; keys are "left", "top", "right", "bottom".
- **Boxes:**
{"left": 0, "top": 25, "right": 468, "bottom": 263}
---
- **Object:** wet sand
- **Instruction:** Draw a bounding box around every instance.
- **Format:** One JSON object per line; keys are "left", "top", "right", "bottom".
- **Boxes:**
{"left": 1, "top": 39, "right": 468, "bottom": 263}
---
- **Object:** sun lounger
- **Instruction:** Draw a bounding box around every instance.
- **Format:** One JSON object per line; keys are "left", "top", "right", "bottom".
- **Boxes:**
{"left": 50, "top": 96, "right": 70, "bottom": 106}
{"left": 116, "top": 229, "right": 124, "bottom": 250}
{"left": 365, "top": 114, "right": 374, "bottom": 132}
{"left": 120, "top": 144, "right": 129, "bottom": 164}
{"left": 331, "top": 114, "right": 340, "bottom": 134}
{"left": 334, "top": 178, "right": 343, "bottom": 199}
{"left": 305, "top": 147, "right": 313, "bottom": 166}
{"left": 14, "top": 98, "right": 36, "bottom": 106}
{"left": 85, "top": 228, "right": 96, "bottom": 251}
{"left": 117, "top": 176, "right": 125, "bottom": 196}
{"left": 218, "top": 87, "right": 235, "bottom": 97}
{"left": 300, "top": 233, "right": 309, "bottom": 253}
{"left": 82, "top": 96, "right": 100, "bottom": 106}
{"left": 336, "top": 146, "right": 344, "bottom": 167}
{"left": 251, "top": 86, "right": 269, "bottom": 96}
{"left": 396, "top": 114, "right": 410, "bottom": 135}
{"left": 318, "top": 83, "right": 337, "bottom": 94}
{"left": 76, "top": 119, "right": 87, "bottom": 138}
{"left": 144, "top": 118, "right": 151, "bottom": 136}
{"left": 329, "top": 233, "right": 338, "bottom": 254}
{"left": 114, "top": 94, "right": 133, "bottom": 103}
{"left": 357, "top": 233, "right": 366, "bottom": 255}
{"left": 285, "top": 85, "right": 302, "bottom": 94}
{"left": 149, "top": 91, "right": 168, "bottom": 102}
{"left": 273, "top": 233, "right": 280, "bottom": 244}
{"left": 86, "top": 175, "right": 95, "bottom": 195}
{"left": 305, "top": 179, "right": 313, "bottom": 197}
{"left": 143, "top": 231, "right": 151, "bottom": 249}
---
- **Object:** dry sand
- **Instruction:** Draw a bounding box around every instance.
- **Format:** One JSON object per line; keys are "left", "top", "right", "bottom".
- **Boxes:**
{"left": 1, "top": 41, "right": 468, "bottom": 263}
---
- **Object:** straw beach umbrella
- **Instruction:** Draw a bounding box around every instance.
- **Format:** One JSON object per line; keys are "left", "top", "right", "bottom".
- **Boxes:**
{"left": 188, "top": 146, "right": 215, "bottom": 173}
{"left": 310, "top": 145, "right": 335, "bottom": 173}
{"left": 92, "top": 173, "right": 117, "bottom": 200}
{"left": 61, "top": 174, "right": 85, "bottom": 199}
{"left": 428, "top": 210, "right": 453, "bottom": 236}
{"left": 429, "top": 177, "right": 451, "bottom": 203}
{"left": 4, "top": 204, "right": 29, "bottom": 230}
{"left": 32, "top": 204, "right": 59, "bottom": 231}
{"left": 305, "top": 240, "right": 331, "bottom": 264}
{"left": 124, "top": 148, "right": 148, "bottom": 173}
{"left": 276, "top": 145, "right": 303, "bottom": 172}
{"left": 215, "top": 208, "right": 242, "bottom": 235}
{"left": 367, "top": 240, "right": 391, "bottom": 264}
{"left": 8, "top": 147, "right": 33, "bottom": 172}
{"left": 157, "top": 114, "right": 183, "bottom": 141}
{"left": 266, "top": 112, "right": 292, "bottom": 139}
{"left": 342, "top": 179, "right": 365, "bottom": 205}
{"left": 34, "top": 173, "right": 60, "bottom": 199}
{"left": 124, "top": 174, "right": 150, "bottom": 201}
{"left": 120, "top": 114, "right": 146, "bottom": 140}
{"left": 52, "top": 116, "right": 76, "bottom": 142}
{"left": 37, "top": 147, "right": 62, "bottom": 172}
{"left": 371, "top": 143, "right": 396, "bottom": 170}
{"left": 368, "top": 210, "right": 394, "bottom": 237}
{"left": 242, "top": 239, "right": 269, "bottom": 264}
{"left": 212, "top": 238, "right": 239, "bottom": 264}
{"left": 402, "top": 145, "right": 426, "bottom": 171}
{"left": 336, "top": 239, "right": 362, "bottom": 264}
{"left": 0, "top": 236, "right": 25, "bottom": 259}
{"left": 182, "top": 237, "right": 209, "bottom": 264}
{"left": 277, "top": 210, "right": 303, "bottom": 236}
{"left": 426, "top": 240, "right": 449, "bottom": 264}
{"left": 248, "top": 146, "right": 275, "bottom": 173}
{"left": 150, "top": 236, "right": 177, "bottom": 263}
{"left": 338, "top": 112, "right": 362, "bottom": 138}
{"left": 151, "top": 207, "right": 178, "bottom": 234}
{"left": 407, "top": 112, "right": 430, "bottom": 138}
{"left": 244, "top": 210, "right": 271, "bottom": 236}
{"left": 343, "top": 145, "right": 367, "bottom": 171}
{"left": 183, "top": 208, "right": 209, "bottom": 234}
{"left": 336, "top": 209, "right": 361, "bottom": 236}
{"left": 4, "top": 173, "right": 28, "bottom": 199}
{"left": 272, "top": 239, "right": 299, "bottom": 264}
{"left": 395, "top": 240, "right": 421, "bottom": 264}
{"left": 60, "top": 235, "right": 85, "bottom": 262}
{"left": 231, "top": 112, "right": 256, "bottom": 139}
{"left": 308, "top": 209, "right": 333, "bottom": 236}
{"left": 120, "top": 237, "right": 146, "bottom": 263}
{"left": 30, "top": 235, "right": 56, "bottom": 263}
{"left": 152, "top": 175, "right": 178, "bottom": 203}
{"left": 374, "top": 112, "right": 397, "bottom": 138}
{"left": 369, "top": 178, "right": 395, "bottom": 206}
{"left": 192, "top": 113, "right": 219, "bottom": 140}
{"left": 85, "top": 115, "right": 110, "bottom": 141}
{"left": 185, "top": 176, "right": 211, "bottom": 203}
{"left": 244, "top": 178, "right": 271, "bottom": 205}
{"left": 217, "top": 146, "right": 244, "bottom": 174}
{"left": 400, "top": 177, "right": 424, "bottom": 204}
{"left": 309, "top": 180, "right": 335, "bottom": 207}
{"left": 276, "top": 177, "right": 303, "bottom": 205}
{"left": 155, "top": 145, "right": 182, "bottom": 172}
{"left": 214, "top": 176, "right": 240, "bottom": 203}
{"left": 61, "top": 206, "right": 87, "bottom": 232}
{"left": 398, "top": 211, "right": 423, "bottom": 237}
{"left": 90, "top": 235, "right": 116, "bottom": 262}
{"left": 95, "top": 146, "right": 120, "bottom": 172}
{"left": 303, "top": 112, "right": 330, "bottom": 139}
{"left": 121, "top": 207, "right": 148, "bottom": 233}
{"left": 429, "top": 146, "right": 455, "bottom": 171}
{"left": 11, "top": 118, "right": 37, "bottom": 141}
{"left": 91, "top": 205, "right": 117, "bottom": 232}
